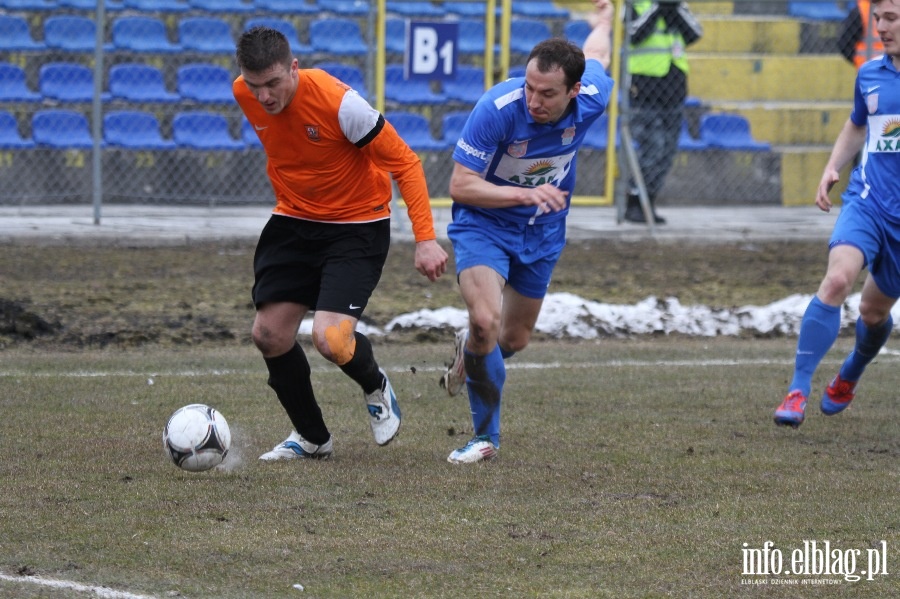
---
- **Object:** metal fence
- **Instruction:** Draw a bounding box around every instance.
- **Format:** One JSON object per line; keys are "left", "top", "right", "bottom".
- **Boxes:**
{"left": 0, "top": 0, "right": 859, "bottom": 215}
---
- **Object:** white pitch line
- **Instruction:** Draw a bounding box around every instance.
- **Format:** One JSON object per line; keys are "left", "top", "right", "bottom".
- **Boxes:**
{"left": 0, "top": 573, "right": 156, "bottom": 599}
{"left": 0, "top": 357, "right": 807, "bottom": 379}
{"left": 4, "top": 354, "right": 899, "bottom": 380}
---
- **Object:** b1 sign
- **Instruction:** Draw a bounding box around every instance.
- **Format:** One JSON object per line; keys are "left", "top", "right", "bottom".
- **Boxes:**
{"left": 405, "top": 20, "right": 459, "bottom": 81}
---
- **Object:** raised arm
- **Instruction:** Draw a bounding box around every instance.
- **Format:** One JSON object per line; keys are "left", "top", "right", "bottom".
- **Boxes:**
{"left": 583, "top": 0, "right": 614, "bottom": 69}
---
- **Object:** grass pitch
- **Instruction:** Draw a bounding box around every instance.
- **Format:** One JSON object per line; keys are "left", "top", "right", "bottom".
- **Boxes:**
{"left": 0, "top": 238, "right": 896, "bottom": 597}
{"left": 1, "top": 338, "right": 899, "bottom": 598}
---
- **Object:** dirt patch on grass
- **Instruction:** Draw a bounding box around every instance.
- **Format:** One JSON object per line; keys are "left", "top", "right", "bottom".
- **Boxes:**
{"left": 0, "top": 239, "right": 837, "bottom": 350}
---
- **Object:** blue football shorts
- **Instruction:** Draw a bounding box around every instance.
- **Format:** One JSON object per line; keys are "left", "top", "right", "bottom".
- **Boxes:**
{"left": 447, "top": 207, "right": 566, "bottom": 299}
{"left": 830, "top": 194, "right": 900, "bottom": 299}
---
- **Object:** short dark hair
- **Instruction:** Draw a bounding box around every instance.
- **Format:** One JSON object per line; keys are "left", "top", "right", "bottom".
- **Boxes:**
{"left": 526, "top": 38, "right": 586, "bottom": 90}
{"left": 236, "top": 27, "right": 292, "bottom": 73}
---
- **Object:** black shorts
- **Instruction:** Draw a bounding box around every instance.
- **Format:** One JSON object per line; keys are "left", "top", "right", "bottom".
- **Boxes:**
{"left": 252, "top": 215, "right": 391, "bottom": 317}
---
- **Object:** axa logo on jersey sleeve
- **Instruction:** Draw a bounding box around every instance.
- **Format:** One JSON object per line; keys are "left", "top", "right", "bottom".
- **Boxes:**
{"left": 866, "top": 115, "right": 900, "bottom": 152}
{"left": 492, "top": 150, "right": 575, "bottom": 187}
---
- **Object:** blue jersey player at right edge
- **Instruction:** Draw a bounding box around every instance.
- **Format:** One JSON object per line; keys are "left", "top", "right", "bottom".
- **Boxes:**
{"left": 440, "top": 0, "right": 614, "bottom": 463}
{"left": 774, "top": 0, "right": 900, "bottom": 428}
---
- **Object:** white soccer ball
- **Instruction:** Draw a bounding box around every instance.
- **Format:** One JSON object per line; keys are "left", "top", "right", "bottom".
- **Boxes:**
{"left": 163, "top": 404, "right": 231, "bottom": 472}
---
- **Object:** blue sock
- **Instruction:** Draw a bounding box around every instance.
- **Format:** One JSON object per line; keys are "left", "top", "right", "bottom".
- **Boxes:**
{"left": 789, "top": 296, "right": 841, "bottom": 397}
{"left": 839, "top": 315, "right": 893, "bottom": 381}
{"left": 464, "top": 344, "right": 505, "bottom": 447}
{"left": 500, "top": 346, "right": 516, "bottom": 360}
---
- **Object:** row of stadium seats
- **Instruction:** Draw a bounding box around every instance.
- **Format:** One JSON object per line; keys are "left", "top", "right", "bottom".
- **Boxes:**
{"left": 0, "top": 0, "right": 571, "bottom": 18}
{"left": 1, "top": 108, "right": 253, "bottom": 149}
{"left": 1, "top": 108, "right": 771, "bottom": 153}
{"left": 2, "top": 61, "right": 230, "bottom": 103}
{"left": 1, "top": 13, "right": 568, "bottom": 56}
{"left": 0, "top": 61, "right": 491, "bottom": 105}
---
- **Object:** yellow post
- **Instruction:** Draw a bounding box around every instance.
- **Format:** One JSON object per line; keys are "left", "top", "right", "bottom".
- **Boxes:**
{"left": 375, "top": 0, "right": 386, "bottom": 114}
{"left": 498, "top": 0, "right": 512, "bottom": 82}
{"left": 603, "top": 0, "right": 624, "bottom": 205}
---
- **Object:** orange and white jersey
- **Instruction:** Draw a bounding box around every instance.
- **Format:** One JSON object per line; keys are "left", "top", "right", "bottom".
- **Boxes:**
{"left": 234, "top": 68, "right": 436, "bottom": 242}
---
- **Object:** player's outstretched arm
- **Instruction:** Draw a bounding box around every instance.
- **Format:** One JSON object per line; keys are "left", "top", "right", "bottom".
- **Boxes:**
{"left": 584, "top": 0, "right": 614, "bottom": 69}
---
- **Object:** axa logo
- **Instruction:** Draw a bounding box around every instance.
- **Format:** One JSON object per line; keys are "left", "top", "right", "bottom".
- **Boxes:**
{"left": 508, "top": 160, "right": 558, "bottom": 187}
{"left": 874, "top": 118, "right": 900, "bottom": 152}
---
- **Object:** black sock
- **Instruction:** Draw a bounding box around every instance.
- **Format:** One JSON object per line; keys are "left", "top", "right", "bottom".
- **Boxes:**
{"left": 264, "top": 342, "right": 330, "bottom": 445}
{"left": 338, "top": 332, "right": 382, "bottom": 394}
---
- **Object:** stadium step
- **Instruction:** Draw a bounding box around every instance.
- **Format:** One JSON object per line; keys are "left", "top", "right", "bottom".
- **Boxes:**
{"left": 689, "top": 54, "right": 855, "bottom": 102}
{"left": 706, "top": 100, "right": 850, "bottom": 146}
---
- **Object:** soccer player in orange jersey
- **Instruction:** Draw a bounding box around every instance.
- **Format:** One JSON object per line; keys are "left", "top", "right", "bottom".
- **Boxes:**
{"left": 234, "top": 26, "right": 447, "bottom": 460}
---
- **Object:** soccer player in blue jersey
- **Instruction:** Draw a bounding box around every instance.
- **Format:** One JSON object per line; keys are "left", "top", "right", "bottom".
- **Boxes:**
{"left": 440, "top": 0, "right": 615, "bottom": 463}
{"left": 774, "top": 0, "right": 900, "bottom": 428}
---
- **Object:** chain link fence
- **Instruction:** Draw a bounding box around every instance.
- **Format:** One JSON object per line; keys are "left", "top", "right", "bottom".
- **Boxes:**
{"left": 0, "top": 0, "right": 859, "bottom": 212}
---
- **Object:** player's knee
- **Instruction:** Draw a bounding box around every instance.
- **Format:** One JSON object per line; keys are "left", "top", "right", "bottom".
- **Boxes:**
{"left": 252, "top": 322, "right": 291, "bottom": 356}
{"left": 819, "top": 272, "right": 855, "bottom": 304}
{"left": 314, "top": 319, "right": 357, "bottom": 365}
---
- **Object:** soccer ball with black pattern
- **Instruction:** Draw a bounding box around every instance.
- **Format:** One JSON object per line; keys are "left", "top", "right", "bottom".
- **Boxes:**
{"left": 163, "top": 404, "right": 231, "bottom": 472}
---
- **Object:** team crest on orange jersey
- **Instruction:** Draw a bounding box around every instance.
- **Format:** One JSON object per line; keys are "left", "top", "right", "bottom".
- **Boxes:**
{"left": 508, "top": 141, "right": 528, "bottom": 158}
{"left": 305, "top": 125, "right": 320, "bottom": 141}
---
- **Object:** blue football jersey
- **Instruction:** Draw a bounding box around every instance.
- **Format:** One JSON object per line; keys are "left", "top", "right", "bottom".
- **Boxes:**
{"left": 451, "top": 59, "right": 614, "bottom": 225}
{"left": 848, "top": 55, "right": 900, "bottom": 217}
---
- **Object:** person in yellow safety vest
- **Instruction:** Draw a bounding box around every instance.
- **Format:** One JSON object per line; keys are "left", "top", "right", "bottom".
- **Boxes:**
{"left": 838, "top": 0, "right": 885, "bottom": 68}
{"left": 624, "top": 0, "right": 702, "bottom": 224}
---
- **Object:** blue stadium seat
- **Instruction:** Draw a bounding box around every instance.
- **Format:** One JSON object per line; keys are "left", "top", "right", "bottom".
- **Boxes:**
{"left": 245, "top": 18, "right": 312, "bottom": 55}
{"left": 787, "top": 1, "right": 845, "bottom": 20}
{"left": 241, "top": 117, "right": 262, "bottom": 148}
{"left": 122, "top": 0, "right": 190, "bottom": 12}
{"left": 0, "top": 0, "right": 57, "bottom": 9}
{"left": 255, "top": 0, "right": 320, "bottom": 14}
{"left": 317, "top": 0, "right": 369, "bottom": 16}
{"left": 188, "top": 0, "right": 255, "bottom": 12}
{"left": 315, "top": 61, "right": 369, "bottom": 99}
{"left": 109, "top": 63, "right": 180, "bottom": 102}
{"left": 104, "top": 110, "right": 176, "bottom": 150}
{"left": 44, "top": 15, "right": 113, "bottom": 53}
{"left": 508, "top": 65, "right": 526, "bottom": 78}
{"left": 0, "top": 63, "right": 42, "bottom": 102}
{"left": 564, "top": 20, "right": 591, "bottom": 47}
{"left": 441, "top": 110, "right": 469, "bottom": 146}
{"left": 386, "top": 111, "right": 449, "bottom": 151}
{"left": 177, "top": 63, "right": 235, "bottom": 104}
{"left": 510, "top": 19, "right": 552, "bottom": 55}
{"left": 458, "top": 18, "right": 486, "bottom": 56}
{"left": 386, "top": 18, "right": 407, "bottom": 54}
{"left": 32, "top": 109, "right": 95, "bottom": 149}
{"left": 40, "top": 62, "right": 111, "bottom": 103}
{"left": 112, "top": 16, "right": 182, "bottom": 53}
{"left": 443, "top": 65, "right": 484, "bottom": 104}
{"left": 58, "top": 0, "right": 124, "bottom": 9}
{"left": 444, "top": 2, "right": 495, "bottom": 17}
{"left": 677, "top": 119, "right": 707, "bottom": 151}
{"left": 512, "top": 1, "right": 569, "bottom": 18}
{"left": 386, "top": 1, "right": 445, "bottom": 17}
{"left": 0, "top": 111, "right": 35, "bottom": 149}
{"left": 582, "top": 113, "right": 618, "bottom": 150}
{"left": 173, "top": 111, "right": 244, "bottom": 150}
{"left": 385, "top": 64, "right": 447, "bottom": 105}
{"left": 700, "top": 113, "right": 770, "bottom": 151}
{"left": 310, "top": 18, "right": 369, "bottom": 56}
{"left": 0, "top": 15, "right": 47, "bottom": 51}
{"left": 179, "top": 17, "right": 236, "bottom": 54}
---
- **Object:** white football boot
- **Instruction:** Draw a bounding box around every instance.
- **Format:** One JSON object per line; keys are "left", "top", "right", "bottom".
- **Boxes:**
{"left": 259, "top": 430, "right": 332, "bottom": 461}
{"left": 366, "top": 368, "right": 401, "bottom": 445}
